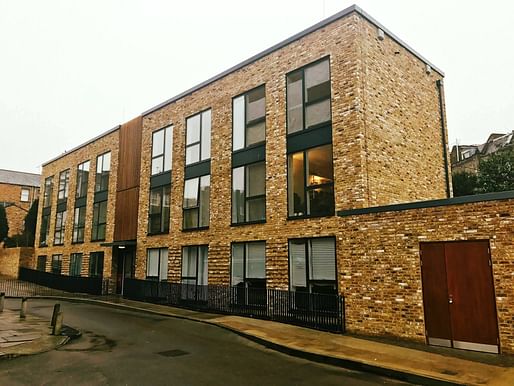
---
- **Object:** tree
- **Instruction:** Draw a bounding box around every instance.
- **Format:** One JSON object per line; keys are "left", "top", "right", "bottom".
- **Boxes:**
{"left": 477, "top": 149, "right": 514, "bottom": 193}
{"left": 452, "top": 171, "right": 478, "bottom": 197}
{"left": 0, "top": 205, "right": 8, "bottom": 244}
{"left": 23, "top": 199, "right": 39, "bottom": 246}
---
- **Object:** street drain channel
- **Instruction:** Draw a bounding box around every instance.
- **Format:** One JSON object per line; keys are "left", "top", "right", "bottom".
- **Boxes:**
{"left": 156, "top": 349, "right": 190, "bottom": 357}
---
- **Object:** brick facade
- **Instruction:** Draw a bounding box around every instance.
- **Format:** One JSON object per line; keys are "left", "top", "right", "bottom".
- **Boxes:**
{"left": 0, "top": 181, "right": 39, "bottom": 237}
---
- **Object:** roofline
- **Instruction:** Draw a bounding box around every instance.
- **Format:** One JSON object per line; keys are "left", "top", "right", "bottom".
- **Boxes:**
{"left": 42, "top": 125, "right": 121, "bottom": 167}
{"left": 142, "top": 4, "right": 444, "bottom": 117}
{"left": 0, "top": 169, "right": 40, "bottom": 178}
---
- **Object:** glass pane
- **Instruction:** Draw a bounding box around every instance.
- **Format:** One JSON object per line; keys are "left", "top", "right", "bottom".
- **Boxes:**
{"left": 288, "top": 152, "right": 305, "bottom": 216}
{"left": 232, "top": 167, "right": 245, "bottom": 223}
{"left": 99, "top": 201, "right": 107, "bottom": 223}
{"left": 231, "top": 244, "right": 244, "bottom": 285}
{"left": 246, "top": 120, "right": 265, "bottom": 147}
{"left": 97, "top": 224, "right": 106, "bottom": 240}
{"left": 307, "top": 185, "right": 334, "bottom": 216}
{"left": 198, "top": 246, "right": 208, "bottom": 285}
{"left": 289, "top": 240, "right": 307, "bottom": 288}
{"left": 309, "top": 238, "right": 336, "bottom": 280}
{"left": 186, "top": 114, "right": 200, "bottom": 144}
{"left": 287, "top": 71, "right": 303, "bottom": 133}
{"left": 201, "top": 110, "right": 211, "bottom": 160}
{"left": 149, "top": 188, "right": 162, "bottom": 214}
{"left": 246, "top": 242, "right": 265, "bottom": 279}
{"left": 186, "top": 144, "right": 200, "bottom": 165}
{"left": 199, "top": 175, "right": 210, "bottom": 227}
{"left": 162, "top": 185, "right": 171, "bottom": 232}
{"left": 147, "top": 249, "right": 159, "bottom": 277}
{"left": 246, "top": 86, "right": 265, "bottom": 123}
{"left": 151, "top": 156, "right": 164, "bottom": 175}
{"left": 182, "top": 247, "right": 197, "bottom": 277}
{"left": 152, "top": 129, "right": 165, "bottom": 157}
{"left": 247, "top": 162, "right": 265, "bottom": 197}
{"left": 159, "top": 248, "right": 168, "bottom": 281}
{"left": 183, "top": 178, "right": 199, "bottom": 208}
{"left": 232, "top": 96, "right": 245, "bottom": 151}
{"left": 164, "top": 126, "right": 173, "bottom": 172}
{"left": 305, "top": 60, "right": 330, "bottom": 103}
{"left": 246, "top": 197, "right": 265, "bottom": 222}
{"left": 104, "top": 152, "right": 111, "bottom": 171}
{"left": 183, "top": 208, "right": 198, "bottom": 229}
{"left": 305, "top": 99, "right": 331, "bottom": 128}
{"left": 307, "top": 145, "right": 333, "bottom": 186}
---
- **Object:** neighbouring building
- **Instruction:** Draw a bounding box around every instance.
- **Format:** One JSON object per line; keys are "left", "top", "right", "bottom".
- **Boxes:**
{"left": 0, "top": 169, "right": 40, "bottom": 238}
{"left": 450, "top": 131, "right": 514, "bottom": 174}
{"left": 38, "top": 5, "right": 514, "bottom": 355}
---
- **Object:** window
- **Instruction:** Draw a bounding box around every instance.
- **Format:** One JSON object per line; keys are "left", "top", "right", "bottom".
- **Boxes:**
{"left": 54, "top": 210, "right": 67, "bottom": 245}
{"left": 288, "top": 144, "right": 334, "bottom": 218}
{"left": 151, "top": 126, "right": 173, "bottom": 175}
{"left": 69, "top": 253, "right": 82, "bottom": 277}
{"left": 185, "top": 110, "right": 211, "bottom": 165}
{"left": 89, "top": 252, "right": 104, "bottom": 278}
{"left": 58, "top": 169, "right": 70, "bottom": 201}
{"left": 233, "top": 86, "right": 265, "bottom": 151}
{"left": 232, "top": 162, "right": 265, "bottom": 224}
{"left": 231, "top": 242, "right": 266, "bottom": 287}
{"left": 39, "top": 214, "right": 50, "bottom": 246}
{"left": 181, "top": 246, "right": 208, "bottom": 301}
{"left": 37, "top": 255, "right": 47, "bottom": 271}
{"left": 51, "top": 254, "right": 62, "bottom": 275}
{"left": 76, "top": 161, "right": 90, "bottom": 198}
{"left": 95, "top": 152, "right": 111, "bottom": 192}
{"left": 20, "top": 188, "right": 30, "bottom": 202}
{"left": 183, "top": 175, "right": 210, "bottom": 229}
{"left": 146, "top": 248, "right": 168, "bottom": 281}
{"left": 91, "top": 201, "right": 107, "bottom": 241}
{"left": 289, "top": 237, "right": 336, "bottom": 294}
{"left": 43, "top": 176, "right": 53, "bottom": 208}
{"left": 148, "top": 185, "right": 171, "bottom": 234}
{"left": 287, "top": 58, "right": 331, "bottom": 134}
{"left": 72, "top": 206, "right": 86, "bottom": 243}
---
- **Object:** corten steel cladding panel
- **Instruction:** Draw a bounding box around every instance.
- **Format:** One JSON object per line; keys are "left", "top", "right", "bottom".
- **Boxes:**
{"left": 420, "top": 243, "right": 452, "bottom": 342}
{"left": 444, "top": 241, "right": 499, "bottom": 346}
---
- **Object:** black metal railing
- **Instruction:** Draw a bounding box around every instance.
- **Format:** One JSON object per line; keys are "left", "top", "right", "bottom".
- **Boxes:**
{"left": 17, "top": 267, "right": 105, "bottom": 295}
{"left": 123, "top": 278, "right": 345, "bottom": 333}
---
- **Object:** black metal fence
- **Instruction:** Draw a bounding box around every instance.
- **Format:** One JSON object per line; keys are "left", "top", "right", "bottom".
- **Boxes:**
{"left": 123, "top": 279, "right": 345, "bottom": 333}
{"left": 17, "top": 267, "right": 105, "bottom": 295}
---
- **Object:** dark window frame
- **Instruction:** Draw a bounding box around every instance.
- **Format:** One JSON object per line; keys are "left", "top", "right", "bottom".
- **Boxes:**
{"left": 231, "top": 161, "right": 266, "bottom": 225}
{"left": 230, "top": 241, "right": 266, "bottom": 288}
{"left": 69, "top": 253, "right": 83, "bottom": 277}
{"left": 53, "top": 209, "right": 67, "bottom": 246}
{"left": 89, "top": 251, "right": 104, "bottom": 278}
{"left": 147, "top": 185, "right": 171, "bottom": 235}
{"left": 146, "top": 248, "right": 169, "bottom": 281}
{"left": 51, "top": 254, "right": 62, "bottom": 275}
{"left": 151, "top": 125, "right": 173, "bottom": 176}
{"left": 185, "top": 109, "right": 211, "bottom": 166}
{"left": 182, "top": 174, "right": 210, "bottom": 231}
{"left": 72, "top": 206, "right": 86, "bottom": 244}
{"left": 91, "top": 200, "right": 107, "bottom": 241}
{"left": 20, "top": 187, "right": 30, "bottom": 202}
{"left": 181, "top": 245, "right": 209, "bottom": 286}
{"left": 39, "top": 213, "right": 50, "bottom": 247}
{"left": 232, "top": 85, "right": 266, "bottom": 151}
{"left": 76, "top": 160, "right": 90, "bottom": 198}
{"left": 57, "top": 169, "right": 70, "bottom": 201}
{"left": 36, "top": 255, "right": 47, "bottom": 271}
{"left": 95, "top": 151, "right": 111, "bottom": 193}
{"left": 43, "top": 176, "right": 53, "bottom": 208}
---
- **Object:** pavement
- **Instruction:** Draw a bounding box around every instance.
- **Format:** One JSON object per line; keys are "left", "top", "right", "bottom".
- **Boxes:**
{"left": 2, "top": 295, "right": 514, "bottom": 385}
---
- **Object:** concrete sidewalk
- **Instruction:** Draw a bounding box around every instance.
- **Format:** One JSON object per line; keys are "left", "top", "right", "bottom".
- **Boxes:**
{"left": 42, "top": 296, "right": 512, "bottom": 386}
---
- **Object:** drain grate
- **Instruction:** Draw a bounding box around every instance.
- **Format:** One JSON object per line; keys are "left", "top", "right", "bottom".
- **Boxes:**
{"left": 156, "top": 349, "right": 190, "bottom": 357}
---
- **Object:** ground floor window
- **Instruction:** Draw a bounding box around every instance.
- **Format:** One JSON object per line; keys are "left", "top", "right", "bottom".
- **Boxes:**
{"left": 69, "top": 253, "right": 82, "bottom": 276}
{"left": 146, "top": 248, "right": 168, "bottom": 281}
{"left": 181, "top": 245, "right": 208, "bottom": 300}
{"left": 231, "top": 241, "right": 266, "bottom": 306}
{"left": 37, "top": 255, "right": 47, "bottom": 271}
{"left": 288, "top": 237, "right": 336, "bottom": 294}
{"left": 89, "top": 251, "right": 104, "bottom": 278}
{"left": 51, "top": 254, "right": 62, "bottom": 274}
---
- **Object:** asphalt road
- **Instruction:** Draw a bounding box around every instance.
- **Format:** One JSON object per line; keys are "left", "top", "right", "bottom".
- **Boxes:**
{"left": 0, "top": 299, "right": 412, "bottom": 386}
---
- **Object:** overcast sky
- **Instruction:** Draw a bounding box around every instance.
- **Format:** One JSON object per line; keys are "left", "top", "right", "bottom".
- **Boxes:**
{"left": 1, "top": 0, "right": 513, "bottom": 174}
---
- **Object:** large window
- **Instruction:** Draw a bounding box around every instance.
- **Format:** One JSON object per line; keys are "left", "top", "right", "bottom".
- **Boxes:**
{"left": 148, "top": 185, "right": 171, "bottom": 234}
{"left": 151, "top": 126, "right": 173, "bottom": 175}
{"left": 287, "top": 58, "right": 331, "bottom": 134}
{"left": 146, "top": 248, "right": 168, "bottom": 281}
{"left": 89, "top": 252, "right": 104, "bottom": 278}
{"left": 54, "top": 210, "right": 66, "bottom": 245}
{"left": 69, "top": 253, "right": 82, "bottom": 277}
{"left": 289, "top": 237, "right": 336, "bottom": 294}
{"left": 20, "top": 188, "right": 30, "bottom": 202}
{"left": 76, "top": 161, "right": 90, "bottom": 198}
{"left": 51, "top": 254, "right": 62, "bottom": 275}
{"left": 37, "top": 255, "right": 47, "bottom": 271}
{"left": 181, "top": 245, "right": 208, "bottom": 286}
{"left": 288, "top": 144, "right": 334, "bottom": 218}
{"left": 39, "top": 214, "right": 50, "bottom": 246}
{"left": 72, "top": 206, "right": 86, "bottom": 243}
{"left": 232, "top": 162, "right": 265, "bottom": 224}
{"left": 233, "top": 86, "right": 265, "bottom": 151}
{"left": 183, "top": 175, "right": 210, "bottom": 229}
{"left": 91, "top": 201, "right": 107, "bottom": 241}
{"left": 185, "top": 110, "right": 211, "bottom": 165}
{"left": 43, "top": 176, "right": 53, "bottom": 208}
{"left": 95, "top": 152, "right": 111, "bottom": 192}
{"left": 57, "top": 169, "right": 70, "bottom": 201}
{"left": 231, "top": 242, "right": 266, "bottom": 288}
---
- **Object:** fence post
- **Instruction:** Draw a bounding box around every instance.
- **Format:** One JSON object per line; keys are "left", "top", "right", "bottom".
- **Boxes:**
{"left": 0, "top": 292, "right": 5, "bottom": 312}
{"left": 20, "top": 297, "right": 28, "bottom": 319}
{"left": 51, "top": 303, "right": 61, "bottom": 327}
{"left": 52, "top": 312, "right": 63, "bottom": 335}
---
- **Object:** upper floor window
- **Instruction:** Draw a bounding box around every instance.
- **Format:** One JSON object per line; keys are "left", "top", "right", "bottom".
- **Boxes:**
{"left": 91, "top": 200, "right": 107, "bottom": 241}
{"left": 186, "top": 110, "right": 211, "bottom": 165}
{"left": 233, "top": 86, "right": 265, "bottom": 151}
{"left": 20, "top": 188, "right": 30, "bottom": 202}
{"left": 39, "top": 213, "right": 50, "bottom": 246}
{"left": 287, "top": 58, "right": 331, "bottom": 134}
{"left": 151, "top": 125, "right": 173, "bottom": 175}
{"left": 54, "top": 210, "right": 66, "bottom": 245}
{"left": 95, "top": 152, "right": 111, "bottom": 192}
{"left": 146, "top": 248, "right": 168, "bottom": 281}
{"left": 183, "top": 175, "right": 210, "bottom": 230}
{"left": 72, "top": 206, "right": 86, "bottom": 243}
{"left": 76, "top": 161, "right": 90, "bottom": 198}
{"left": 43, "top": 176, "right": 53, "bottom": 208}
{"left": 57, "top": 169, "right": 70, "bottom": 201}
{"left": 232, "top": 162, "right": 265, "bottom": 224}
{"left": 288, "top": 144, "right": 334, "bottom": 218}
{"left": 148, "top": 185, "right": 171, "bottom": 234}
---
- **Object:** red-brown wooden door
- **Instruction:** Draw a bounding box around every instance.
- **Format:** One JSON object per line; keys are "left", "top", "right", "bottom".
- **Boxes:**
{"left": 420, "top": 241, "right": 499, "bottom": 353}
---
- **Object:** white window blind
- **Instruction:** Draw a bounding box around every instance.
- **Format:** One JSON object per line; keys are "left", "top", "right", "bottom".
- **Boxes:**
{"left": 246, "top": 242, "right": 265, "bottom": 279}
{"left": 198, "top": 246, "right": 208, "bottom": 285}
{"left": 231, "top": 244, "right": 244, "bottom": 285}
{"left": 182, "top": 247, "right": 197, "bottom": 278}
{"left": 309, "top": 238, "right": 336, "bottom": 280}
{"left": 147, "top": 249, "right": 159, "bottom": 278}
{"left": 289, "top": 240, "right": 307, "bottom": 287}
{"left": 159, "top": 248, "right": 168, "bottom": 281}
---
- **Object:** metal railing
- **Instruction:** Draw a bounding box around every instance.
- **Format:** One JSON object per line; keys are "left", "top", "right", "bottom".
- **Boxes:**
{"left": 123, "top": 279, "right": 345, "bottom": 333}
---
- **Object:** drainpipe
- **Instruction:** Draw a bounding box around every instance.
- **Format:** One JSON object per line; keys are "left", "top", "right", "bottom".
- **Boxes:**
{"left": 436, "top": 79, "right": 451, "bottom": 198}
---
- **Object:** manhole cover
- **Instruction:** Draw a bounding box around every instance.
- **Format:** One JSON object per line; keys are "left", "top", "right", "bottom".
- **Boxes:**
{"left": 156, "top": 349, "right": 189, "bottom": 357}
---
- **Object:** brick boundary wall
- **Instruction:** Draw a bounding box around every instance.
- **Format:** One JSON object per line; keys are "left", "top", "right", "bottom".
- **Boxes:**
{"left": 0, "top": 247, "right": 35, "bottom": 278}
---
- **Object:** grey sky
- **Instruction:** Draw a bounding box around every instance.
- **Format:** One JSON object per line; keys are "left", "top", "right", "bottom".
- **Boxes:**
{"left": 1, "top": 0, "right": 513, "bottom": 174}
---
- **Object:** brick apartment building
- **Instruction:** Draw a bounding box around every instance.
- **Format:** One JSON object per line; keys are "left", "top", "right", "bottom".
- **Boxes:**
{"left": 0, "top": 169, "right": 40, "bottom": 238}
{"left": 41, "top": 6, "right": 514, "bottom": 353}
